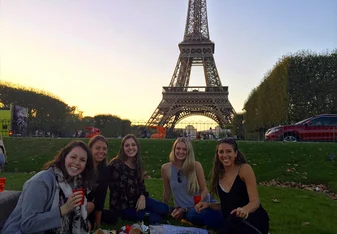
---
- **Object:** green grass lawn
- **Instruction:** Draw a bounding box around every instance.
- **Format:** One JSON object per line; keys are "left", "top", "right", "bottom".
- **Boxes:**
{"left": 2, "top": 138, "right": 337, "bottom": 233}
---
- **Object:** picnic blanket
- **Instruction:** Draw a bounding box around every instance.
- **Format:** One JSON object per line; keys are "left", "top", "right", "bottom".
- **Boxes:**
{"left": 150, "top": 224, "right": 208, "bottom": 234}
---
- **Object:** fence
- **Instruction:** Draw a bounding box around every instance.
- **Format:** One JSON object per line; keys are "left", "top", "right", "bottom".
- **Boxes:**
{"left": 0, "top": 119, "right": 232, "bottom": 139}
{"left": 1, "top": 118, "right": 336, "bottom": 142}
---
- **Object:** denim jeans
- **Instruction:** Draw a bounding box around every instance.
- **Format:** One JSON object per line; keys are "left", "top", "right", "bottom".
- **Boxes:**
{"left": 185, "top": 207, "right": 224, "bottom": 230}
{"left": 119, "top": 197, "right": 169, "bottom": 224}
{"left": 0, "top": 153, "right": 5, "bottom": 166}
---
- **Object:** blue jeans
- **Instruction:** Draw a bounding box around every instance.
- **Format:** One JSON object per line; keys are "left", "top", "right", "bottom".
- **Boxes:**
{"left": 185, "top": 207, "right": 224, "bottom": 230}
{"left": 120, "top": 197, "right": 169, "bottom": 224}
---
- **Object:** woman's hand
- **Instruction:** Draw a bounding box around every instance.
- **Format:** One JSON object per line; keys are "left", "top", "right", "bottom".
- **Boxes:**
{"left": 195, "top": 201, "right": 209, "bottom": 213}
{"left": 60, "top": 191, "right": 83, "bottom": 216}
{"left": 230, "top": 207, "right": 249, "bottom": 219}
{"left": 93, "top": 221, "right": 101, "bottom": 230}
{"left": 171, "top": 207, "right": 185, "bottom": 220}
{"left": 136, "top": 195, "right": 146, "bottom": 211}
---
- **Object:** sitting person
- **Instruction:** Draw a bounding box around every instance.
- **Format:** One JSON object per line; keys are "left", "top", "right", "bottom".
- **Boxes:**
{"left": 0, "top": 135, "right": 7, "bottom": 166}
{"left": 195, "top": 139, "right": 269, "bottom": 234}
{"left": 161, "top": 137, "right": 224, "bottom": 229}
{"left": 107, "top": 134, "right": 169, "bottom": 224}
{"left": 1, "top": 140, "right": 95, "bottom": 234}
{"left": 87, "top": 135, "right": 118, "bottom": 230}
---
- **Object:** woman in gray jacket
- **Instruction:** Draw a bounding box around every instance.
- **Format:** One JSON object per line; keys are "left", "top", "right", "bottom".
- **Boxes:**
{"left": 1, "top": 140, "right": 95, "bottom": 234}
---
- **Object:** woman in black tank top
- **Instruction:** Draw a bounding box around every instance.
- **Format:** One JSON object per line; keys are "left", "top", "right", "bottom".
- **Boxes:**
{"left": 195, "top": 139, "right": 269, "bottom": 234}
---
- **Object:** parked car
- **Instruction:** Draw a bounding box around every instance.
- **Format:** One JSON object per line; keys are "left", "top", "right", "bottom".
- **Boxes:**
{"left": 265, "top": 114, "right": 337, "bottom": 142}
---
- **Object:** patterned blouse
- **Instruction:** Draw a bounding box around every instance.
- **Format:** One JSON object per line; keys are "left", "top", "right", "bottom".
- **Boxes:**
{"left": 108, "top": 158, "right": 149, "bottom": 211}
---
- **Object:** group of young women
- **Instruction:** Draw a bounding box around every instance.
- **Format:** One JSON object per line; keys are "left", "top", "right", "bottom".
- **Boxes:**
{"left": 1, "top": 134, "right": 269, "bottom": 234}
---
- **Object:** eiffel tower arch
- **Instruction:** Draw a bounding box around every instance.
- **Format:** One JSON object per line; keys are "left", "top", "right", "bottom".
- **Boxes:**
{"left": 146, "top": 0, "right": 235, "bottom": 131}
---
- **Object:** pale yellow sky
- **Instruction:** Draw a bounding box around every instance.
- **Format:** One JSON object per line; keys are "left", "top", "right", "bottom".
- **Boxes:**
{"left": 1, "top": 0, "right": 336, "bottom": 124}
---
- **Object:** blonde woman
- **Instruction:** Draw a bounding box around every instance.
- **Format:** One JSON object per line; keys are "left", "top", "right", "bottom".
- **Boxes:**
{"left": 161, "top": 137, "right": 223, "bottom": 229}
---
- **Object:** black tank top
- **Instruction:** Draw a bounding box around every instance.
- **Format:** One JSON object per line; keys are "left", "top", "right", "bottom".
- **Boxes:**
{"left": 218, "top": 166, "right": 270, "bottom": 233}
{"left": 218, "top": 174, "right": 251, "bottom": 217}
{"left": 218, "top": 172, "right": 269, "bottom": 228}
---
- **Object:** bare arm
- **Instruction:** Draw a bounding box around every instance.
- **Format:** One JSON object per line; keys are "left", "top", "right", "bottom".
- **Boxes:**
{"left": 195, "top": 161, "right": 208, "bottom": 201}
{"left": 195, "top": 201, "right": 221, "bottom": 213}
{"left": 207, "top": 202, "right": 221, "bottom": 210}
{"left": 161, "top": 163, "right": 171, "bottom": 204}
{"left": 240, "top": 164, "right": 260, "bottom": 213}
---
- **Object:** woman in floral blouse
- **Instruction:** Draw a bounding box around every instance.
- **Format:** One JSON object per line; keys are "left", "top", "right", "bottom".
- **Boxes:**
{"left": 108, "top": 134, "right": 169, "bottom": 224}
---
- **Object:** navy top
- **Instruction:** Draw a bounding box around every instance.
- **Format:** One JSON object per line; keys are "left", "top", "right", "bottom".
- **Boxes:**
{"left": 87, "top": 164, "right": 109, "bottom": 211}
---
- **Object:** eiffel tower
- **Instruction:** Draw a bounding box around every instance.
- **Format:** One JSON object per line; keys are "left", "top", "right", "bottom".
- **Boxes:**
{"left": 146, "top": 0, "right": 235, "bottom": 131}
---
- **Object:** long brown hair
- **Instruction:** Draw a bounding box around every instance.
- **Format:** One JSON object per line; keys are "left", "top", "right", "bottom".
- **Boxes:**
{"left": 110, "top": 134, "right": 144, "bottom": 180}
{"left": 43, "top": 140, "right": 95, "bottom": 188}
{"left": 210, "top": 139, "right": 247, "bottom": 197}
{"left": 88, "top": 135, "right": 108, "bottom": 167}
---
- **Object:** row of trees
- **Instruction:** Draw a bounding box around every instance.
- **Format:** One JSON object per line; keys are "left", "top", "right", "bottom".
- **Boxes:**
{"left": 240, "top": 49, "right": 337, "bottom": 139}
{"left": 0, "top": 81, "right": 143, "bottom": 137}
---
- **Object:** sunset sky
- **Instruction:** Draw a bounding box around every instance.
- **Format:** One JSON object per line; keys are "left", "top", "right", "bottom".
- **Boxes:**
{"left": 1, "top": 0, "right": 336, "bottom": 123}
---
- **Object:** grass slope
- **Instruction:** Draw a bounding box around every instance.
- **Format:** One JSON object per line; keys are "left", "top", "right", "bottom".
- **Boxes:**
{"left": 2, "top": 138, "right": 337, "bottom": 233}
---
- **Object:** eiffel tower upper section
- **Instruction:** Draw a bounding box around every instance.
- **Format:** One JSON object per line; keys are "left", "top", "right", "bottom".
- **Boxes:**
{"left": 146, "top": 0, "right": 235, "bottom": 130}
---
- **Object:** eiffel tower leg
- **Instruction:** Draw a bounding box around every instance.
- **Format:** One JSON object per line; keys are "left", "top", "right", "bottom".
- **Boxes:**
{"left": 203, "top": 56, "right": 222, "bottom": 87}
{"left": 170, "top": 57, "right": 193, "bottom": 88}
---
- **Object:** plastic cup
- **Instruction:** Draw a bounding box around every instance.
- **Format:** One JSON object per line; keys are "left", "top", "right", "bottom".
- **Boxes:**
{"left": 0, "top": 178, "right": 6, "bottom": 192}
{"left": 72, "top": 188, "right": 85, "bottom": 205}
{"left": 193, "top": 195, "right": 201, "bottom": 205}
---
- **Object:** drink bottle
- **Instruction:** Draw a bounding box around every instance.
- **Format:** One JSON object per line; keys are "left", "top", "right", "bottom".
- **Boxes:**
{"left": 143, "top": 212, "right": 150, "bottom": 233}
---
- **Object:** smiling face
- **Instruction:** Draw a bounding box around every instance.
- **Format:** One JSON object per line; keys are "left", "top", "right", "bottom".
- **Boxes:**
{"left": 91, "top": 140, "right": 107, "bottom": 165}
{"left": 64, "top": 146, "right": 88, "bottom": 177}
{"left": 174, "top": 142, "right": 187, "bottom": 161}
{"left": 217, "top": 143, "right": 238, "bottom": 167}
{"left": 123, "top": 138, "right": 138, "bottom": 158}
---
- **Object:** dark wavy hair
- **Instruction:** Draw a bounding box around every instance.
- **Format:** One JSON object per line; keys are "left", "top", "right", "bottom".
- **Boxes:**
{"left": 43, "top": 140, "right": 95, "bottom": 188}
{"left": 110, "top": 134, "right": 144, "bottom": 180}
{"left": 88, "top": 135, "right": 108, "bottom": 167}
{"left": 210, "top": 139, "right": 247, "bottom": 197}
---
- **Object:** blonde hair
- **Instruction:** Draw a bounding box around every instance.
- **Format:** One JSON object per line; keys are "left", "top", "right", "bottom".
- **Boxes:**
{"left": 169, "top": 137, "right": 199, "bottom": 194}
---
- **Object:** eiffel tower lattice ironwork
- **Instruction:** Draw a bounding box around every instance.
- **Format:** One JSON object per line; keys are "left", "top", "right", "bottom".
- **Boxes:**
{"left": 146, "top": 0, "right": 235, "bottom": 131}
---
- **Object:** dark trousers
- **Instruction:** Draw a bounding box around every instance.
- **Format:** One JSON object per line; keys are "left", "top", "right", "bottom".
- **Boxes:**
{"left": 185, "top": 207, "right": 224, "bottom": 230}
{"left": 217, "top": 214, "right": 269, "bottom": 234}
{"left": 119, "top": 197, "right": 169, "bottom": 224}
{"left": 101, "top": 209, "right": 119, "bottom": 225}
